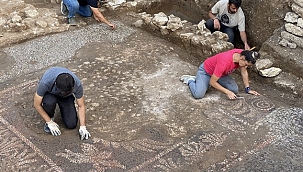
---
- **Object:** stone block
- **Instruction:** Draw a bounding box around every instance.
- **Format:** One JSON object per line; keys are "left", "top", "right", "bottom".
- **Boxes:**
{"left": 281, "top": 31, "right": 303, "bottom": 48}
{"left": 284, "top": 12, "right": 299, "bottom": 23}
{"left": 285, "top": 23, "right": 303, "bottom": 36}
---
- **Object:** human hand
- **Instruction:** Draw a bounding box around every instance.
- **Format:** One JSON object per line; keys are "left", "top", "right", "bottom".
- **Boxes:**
{"left": 244, "top": 43, "right": 250, "bottom": 50}
{"left": 226, "top": 91, "right": 237, "bottom": 100}
{"left": 79, "top": 126, "right": 91, "bottom": 140}
{"left": 247, "top": 90, "right": 260, "bottom": 96}
{"left": 46, "top": 119, "right": 61, "bottom": 136}
{"left": 214, "top": 18, "right": 220, "bottom": 30}
{"left": 109, "top": 23, "right": 116, "bottom": 30}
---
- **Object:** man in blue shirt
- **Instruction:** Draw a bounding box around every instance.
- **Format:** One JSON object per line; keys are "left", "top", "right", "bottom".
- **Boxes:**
{"left": 61, "top": 0, "right": 116, "bottom": 28}
{"left": 34, "top": 67, "right": 91, "bottom": 140}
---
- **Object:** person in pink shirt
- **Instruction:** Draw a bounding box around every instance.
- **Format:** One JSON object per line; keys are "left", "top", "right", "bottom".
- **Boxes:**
{"left": 180, "top": 49, "right": 260, "bottom": 99}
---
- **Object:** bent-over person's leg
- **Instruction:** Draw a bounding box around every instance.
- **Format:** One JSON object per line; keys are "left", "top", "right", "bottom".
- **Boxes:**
{"left": 63, "top": 0, "right": 79, "bottom": 19}
{"left": 218, "top": 75, "right": 238, "bottom": 93}
{"left": 220, "top": 25, "right": 235, "bottom": 43}
{"left": 188, "top": 63, "right": 211, "bottom": 99}
{"left": 42, "top": 93, "right": 57, "bottom": 118}
{"left": 77, "top": 5, "right": 93, "bottom": 17}
{"left": 57, "top": 95, "right": 78, "bottom": 129}
{"left": 205, "top": 19, "right": 217, "bottom": 32}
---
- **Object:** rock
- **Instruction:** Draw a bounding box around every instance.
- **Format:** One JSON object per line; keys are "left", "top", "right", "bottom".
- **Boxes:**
{"left": 166, "top": 14, "right": 183, "bottom": 31}
{"left": 281, "top": 31, "right": 303, "bottom": 48}
{"left": 259, "top": 67, "right": 282, "bottom": 77}
{"left": 132, "top": 19, "right": 143, "bottom": 28}
{"left": 288, "top": 42, "right": 297, "bottom": 48}
{"left": 284, "top": 12, "right": 299, "bottom": 23}
{"left": 294, "top": 0, "right": 303, "bottom": 7}
{"left": 160, "top": 26, "right": 169, "bottom": 35}
{"left": 24, "top": 6, "right": 39, "bottom": 18}
{"left": 151, "top": 12, "right": 168, "bottom": 27}
{"left": 285, "top": 23, "right": 303, "bottom": 36}
{"left": 298, "top": 18, "right": 303, "bottom": 28}
{"left": 36, "top": 20, "right": 48, "bottom": 28}
{"left": 11, "top": 15, "right": 22, "bottom": 23}
{"left": 112, "top": 0, "right": 126, "bottom": 5}
{"left": 212, "top": 31, "right": 229, "bottom": 41}
{"left": 278, "top": 38, "right": 289, "bottom": 47}
{"left": 22, "top": 18, "right": 36, "bottom": 28}
{"left": 197, "top": 20, "right": 206, "bottom": 31}
{"left": 292, "top": 3, "right": 303, "bottom": 18}
{"left": 256, "top": 58, "right": 273, "bottom": 70}
{"left": 180, "top": 33, "right": 194, "bottom": 44}
{"left": 141, "top": 13, "right": 152, "bottom": 24}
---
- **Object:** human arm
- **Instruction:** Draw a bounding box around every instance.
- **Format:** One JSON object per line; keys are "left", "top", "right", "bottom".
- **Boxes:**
{"left": 76, "top": 97, "right": 91, "bottom": 140}
{"left": 240, "top": 31, "right": 250, "bottom": 50}
{"left": 34, "top": 92, "right": 61, "bottom": 136}
{"left": 210, "top": 74, "right": 237, "bottom": 99}
{"left": 208, "top": 11, "right": 220, "bottom": 30}
{"left": 91, "top": 7, "right": 116, "bottom": 29}
{"left": 240, "top": 66, "right": 260, "bottom": 95}
{"left": 76, "top": 96, "right": 86, "bottom": 126}
{"left": 34, "top": 92, "right": 52, "bottom": 122}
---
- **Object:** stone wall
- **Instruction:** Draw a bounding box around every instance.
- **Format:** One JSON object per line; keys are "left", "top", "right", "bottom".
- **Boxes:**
{"left": 280, "top": 0, "right": 303, "bottom": 49}
{"left": 0, "top": 0, "right": 70, "bottom": 47}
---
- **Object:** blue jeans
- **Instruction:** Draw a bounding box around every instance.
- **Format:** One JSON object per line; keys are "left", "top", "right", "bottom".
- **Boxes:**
{"left": 188, "top": 63, "right": 238, "bottom": 99}
{"left": 205, "top": 19, "right": 235, "bottom": 43}
{"left": 42, "top": 93, "right": 78, "bottom": 129}
{"left": 63, "top": 0, "right": 93, "bottom": 18}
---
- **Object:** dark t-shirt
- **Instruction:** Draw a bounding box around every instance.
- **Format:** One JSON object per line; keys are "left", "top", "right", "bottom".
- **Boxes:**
{"left": 36, "top": 67, "right": 84, "bottom": 99}
{"left": 78, "top": 0, "right": 98, "bottom": 8}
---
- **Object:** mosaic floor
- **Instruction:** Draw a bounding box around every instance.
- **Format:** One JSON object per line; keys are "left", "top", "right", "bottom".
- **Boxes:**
{"left": 1, "top": 24, "right": 302, "bottom": 171}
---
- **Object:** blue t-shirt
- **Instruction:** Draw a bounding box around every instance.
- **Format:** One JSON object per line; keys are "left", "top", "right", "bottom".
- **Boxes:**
{"left": 36, "top": 67, "right": 83, "bottom": 99}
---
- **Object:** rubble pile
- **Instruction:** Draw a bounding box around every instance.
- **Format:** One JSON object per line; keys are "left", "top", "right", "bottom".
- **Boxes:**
{"left": 0, "top": 0, "right": 69, "bottom": 47}
{"left": 134, "top": 11, "right": 233, "bottom": 58}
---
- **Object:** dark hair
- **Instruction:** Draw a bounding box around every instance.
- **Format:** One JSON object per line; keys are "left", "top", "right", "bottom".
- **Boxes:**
{"left": 55, "top": 73, "right": 74, "bottom": 96}
{"left": 229, "top": 0, "right": 242, "bottom": 8}
{"left": 241, "top": 50, "right": 260, "bottom": 64}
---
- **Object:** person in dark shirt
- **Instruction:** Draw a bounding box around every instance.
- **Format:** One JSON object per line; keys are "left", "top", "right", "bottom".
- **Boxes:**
{"left": 34, "top": 67, "right": 91, "bottom": 140}
{"left": 61, "top": 0, "right": 116, "bottom": 28}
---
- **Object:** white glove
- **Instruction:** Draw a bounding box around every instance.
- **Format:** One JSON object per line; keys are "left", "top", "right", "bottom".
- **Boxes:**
{"left": 79, "top": 126, "right": 91, "bottom": 140}
{"left": 46, "top": 119, "right": 61, "bottom": 136}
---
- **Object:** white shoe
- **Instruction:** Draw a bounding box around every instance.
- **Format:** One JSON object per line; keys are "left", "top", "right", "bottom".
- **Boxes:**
{"left": 180, "top": 75, "right": 196, "bottom": 84}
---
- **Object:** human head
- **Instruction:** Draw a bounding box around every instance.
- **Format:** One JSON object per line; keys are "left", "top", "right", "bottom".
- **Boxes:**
{"left": 55, "top": 73, "right": 74, "bottom": 97}
{"left": 240, "top": 50, "right": 260, "bottom": 66}
{"left": 229, "top": 0, "right": 242, "bottom": 8}
{"left": 228, "top": 0, "right": 242, "bottom": 14}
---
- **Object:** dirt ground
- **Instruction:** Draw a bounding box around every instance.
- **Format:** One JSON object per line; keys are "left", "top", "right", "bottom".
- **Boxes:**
{"left": 0, "top": 0, "right": 303, "bottom": 172}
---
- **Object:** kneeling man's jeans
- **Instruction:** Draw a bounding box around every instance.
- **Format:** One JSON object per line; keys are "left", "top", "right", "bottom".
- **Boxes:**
{"left": 63, "top": 0, "right": 93, "bottom": 18}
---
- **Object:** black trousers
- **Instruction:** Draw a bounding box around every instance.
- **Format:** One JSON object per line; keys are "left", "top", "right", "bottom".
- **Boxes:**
{"left": 42, "top": 93, "right": 78, "bottom": 129}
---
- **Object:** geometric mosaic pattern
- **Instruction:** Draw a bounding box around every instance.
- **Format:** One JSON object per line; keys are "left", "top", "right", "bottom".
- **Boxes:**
{"left": 0, "top": 79, "right": 279, "bottom": 171}
{"left": 1, "top": 23, "right": 302, "bottom": 171}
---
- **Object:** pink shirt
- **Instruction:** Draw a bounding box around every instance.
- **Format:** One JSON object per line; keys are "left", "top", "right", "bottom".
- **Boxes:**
{"left": 204, "top": 49, "right": 243, "bottom": 78}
